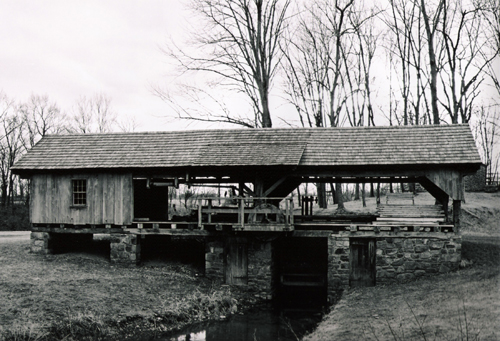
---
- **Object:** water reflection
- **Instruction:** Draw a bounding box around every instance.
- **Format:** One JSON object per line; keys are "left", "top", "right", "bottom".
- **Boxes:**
{"left": 160, "top": 309, "right": 322, "bottom": 341}
{"left": 169, "top": 330, "right": 206, "bottom": 341}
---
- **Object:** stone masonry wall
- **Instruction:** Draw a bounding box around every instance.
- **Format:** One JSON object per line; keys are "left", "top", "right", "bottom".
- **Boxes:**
{"left": 110, "top": 234, "right": 141, "bottom": 264}
{"left": 30, "top": 232, "right": 52, "bottom": 254}
{"left": 376, "top": 236, "right": 461, "bottom": 284}
{"left": 204, "top": 237, "right": 273, "bottom": 300}
{"left": 327, "top": 235, "right": 350, "bottom": 302}
{"left": 464, "top": 164, "right": 486, "bottom": 192}
{"left": 247, "top": 240, "right": 272, "bottom": 300}
{"left": 205, "top": 239, "right": 224, "bottom": 282}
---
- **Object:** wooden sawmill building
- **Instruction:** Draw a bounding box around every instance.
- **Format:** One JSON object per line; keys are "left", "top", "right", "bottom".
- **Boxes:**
{"left": 12, "top": 124, "right": 482, "bottom": 305}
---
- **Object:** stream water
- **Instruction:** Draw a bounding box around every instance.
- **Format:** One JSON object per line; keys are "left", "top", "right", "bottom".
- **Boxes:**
{"left": 156, "top": 306, "right": 323, "bottom": 341}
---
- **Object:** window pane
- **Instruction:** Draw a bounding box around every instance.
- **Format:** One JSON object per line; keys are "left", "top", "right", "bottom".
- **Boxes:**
{"left": 72, "top": 179, "right": 87, "bottom": 206}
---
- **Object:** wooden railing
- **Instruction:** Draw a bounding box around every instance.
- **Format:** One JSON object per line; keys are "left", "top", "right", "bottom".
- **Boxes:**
{"left": 196, "top": 196, "right": 294, "bottom": 230}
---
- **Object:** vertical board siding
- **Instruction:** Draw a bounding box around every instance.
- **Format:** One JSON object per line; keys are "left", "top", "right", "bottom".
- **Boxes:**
{"left": 31, "top": 173, "right": 133, "bottom": 226}
{"left": 425, "top": 169, "right": 464, "bottom": 201}
{"left": 123, "top": 175, "right": 133, "bottom": 224}
{"left": 31, "top": 174, "right": 45, "bottom": 223}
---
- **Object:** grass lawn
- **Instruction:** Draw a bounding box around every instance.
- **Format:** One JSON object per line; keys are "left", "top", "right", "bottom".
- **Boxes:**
{"left": 0, "top": 236, "right": 254, "bottom": 341}
{"left": 1, "top": 192, "right": 499, "bottom": 340}
{"left": 303, "top": 191, "right": 500, "bottom": 341}
{"left": 303, "top": 261, "right": 500, "bottom": 340}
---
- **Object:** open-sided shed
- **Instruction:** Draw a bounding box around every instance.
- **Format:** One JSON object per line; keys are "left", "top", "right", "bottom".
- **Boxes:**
{"left": 12, "top": 124, "right": 482, "bottom": 303}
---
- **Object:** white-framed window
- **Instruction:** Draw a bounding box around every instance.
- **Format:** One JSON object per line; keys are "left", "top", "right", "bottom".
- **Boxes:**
{"left": 72, "top": 179, "right": 87, "bottom": 206}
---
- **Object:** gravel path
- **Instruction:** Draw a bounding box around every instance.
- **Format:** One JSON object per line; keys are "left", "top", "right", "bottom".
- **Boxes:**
{"left": 0, "top": 231, "right": 30, "bottom": 242}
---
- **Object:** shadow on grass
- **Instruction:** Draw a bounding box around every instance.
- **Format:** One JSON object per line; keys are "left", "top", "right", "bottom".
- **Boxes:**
{"left": 462, "top": 239, "right": 500, "bottom": 270}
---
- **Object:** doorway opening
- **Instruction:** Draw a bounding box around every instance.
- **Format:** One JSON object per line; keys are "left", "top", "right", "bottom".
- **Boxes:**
{"left": 140, "top": 235, "right": 205, "bottom": 275}
{"left": 349, "top": 238, "right": 376, "bottom": 287}
{"left": 133, "top": 179, "right": 169, "bottom": 221}
{"left": 273, "top": 237, "right": 328, "bottom": 311}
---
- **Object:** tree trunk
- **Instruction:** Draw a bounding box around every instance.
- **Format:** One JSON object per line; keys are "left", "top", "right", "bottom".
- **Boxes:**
{"left": 369, "top": 183, "right": 375, "bottom": 197}
{"left": 409, "top": 183, "right": 416, "bottom": 194}
{"left": 355, "top": 183, "right": 360, "bottom": 200}
{"left": 330, "top": 183, "right": 337, "bottom": 204}
{"left": 1, "top": 183, "right": 7, "bottom": 207}
{"left": 361, "top": 183, "right": 366, "bottom": 208}
{"left": 421, "top": 0, "right": 442, "bottom": 125}
{"left": 317, "top": 183, "right": 327, "bottom": 208}
{"left": 260, "top": 91, "right": 273, "bottom": 128}
{"left": 336, "top": 183, "right": 345, "bottom": 210}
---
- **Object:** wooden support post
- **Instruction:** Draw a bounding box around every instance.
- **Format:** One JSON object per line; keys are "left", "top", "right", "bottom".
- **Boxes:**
{"left": 453, "top": 200, "right": 461, "bottom": 234}
{"left": 239, "top": 197, "right": 245, "bottom": 229}
{"left": 254, "top": 178, "right": 264, "bottom": 197}
{"left": 285, "top": 199, "right": 289, "bottom": 228}
{"left": 207, "top": 199, "right": 212, "bottom": 224}
{"left": 198, "top": 199, "right": 202, "bottom": 229}
{"left": 239, "top": 182, "right": 244, "bottom": 196}
{"left": 376, "top": 182, "right": 381, "bottom": 205}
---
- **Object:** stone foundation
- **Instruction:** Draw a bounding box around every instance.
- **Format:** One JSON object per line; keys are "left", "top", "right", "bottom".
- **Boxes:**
{"left": 464, "top": 164, "right": 486, "bottom": 192}
{"left": 328, "top": 236, "right": 350, "bottom": 302}
{"left": 327, "top": 234, "right": 462, "bottom": 290}
{"left": 30, "top": 232, "right": 94, "bottom": 254}
{"left": 248, "top": 240, "right": 272, "bottom": 300}
{"left": 30, "top": 230, "right": 462, "bottom": 303}
{"left": 376, "top": 236, "right": 461, "bottom": 284}
{"left": 110, "top": 234, "right": 141, "bottom": 264}
{"left": 30, "top": 232, "right": 52, "bottom": 254}
{"left": 205, "top": 239, "right": 224, "bottom": 281}
{"left": 205, "top": 237, "right": 273, "bottom": 300}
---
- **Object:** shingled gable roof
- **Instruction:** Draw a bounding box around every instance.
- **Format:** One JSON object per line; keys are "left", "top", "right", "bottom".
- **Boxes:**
{"left": 11, "top": 124, "right": 482, "bottom": 172}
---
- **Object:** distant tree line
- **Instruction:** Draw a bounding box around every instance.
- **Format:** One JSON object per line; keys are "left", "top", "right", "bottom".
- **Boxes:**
{"left": 0, "top": 92, "right": 137, "bottom": 207}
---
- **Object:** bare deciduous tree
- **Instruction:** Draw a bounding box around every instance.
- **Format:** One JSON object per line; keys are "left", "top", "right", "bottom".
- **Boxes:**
{"left": 439, "top": 0, "right": 497, "bottom": 123}
{"left": 282, "top": 0, "right": 379, "bottom": 208}
{"left": 70, "top": 93, "right": 117, "bottom": 133}
{"left": 159, "top": 0, "right": 290, "bottom": 128}
{"left": 0, "top": 92, "right": 23, "bottom": 206}
{"left": 420, "top": 0, "right": 444, "bottom": 125}
{"left": 472, "top": 105, "right": 500, "bottom": 178}
{"left": 384, "top": 0, "right": 436, "bottom": 126}
{"left": 18, "top": 94, "right": 65, "bottom": 150}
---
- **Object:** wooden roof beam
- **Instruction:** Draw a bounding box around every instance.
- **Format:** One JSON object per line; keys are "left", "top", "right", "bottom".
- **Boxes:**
{"left": 299, "top": 176, "right": 420, "bottom": 184}
{"left": 424, "top": 169, "right": 464, "bottom": 201}
{"left": 263, "top": 177, "right": 288, "bottom": 197}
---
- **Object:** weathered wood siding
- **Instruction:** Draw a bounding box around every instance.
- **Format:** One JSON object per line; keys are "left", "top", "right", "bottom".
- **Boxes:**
{"left": 425, "top": 169, "right": 464, "bottom": 200}
{"left": 31, "top": 173, "right": 133, "bottom": 225}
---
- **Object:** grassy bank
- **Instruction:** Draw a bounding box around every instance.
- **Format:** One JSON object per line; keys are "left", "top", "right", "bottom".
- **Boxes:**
{"left": 303, "top": 237, "right": 500, "bottom": 341}
{"left": 1, "top": 193, "right": 499, "bottom": 340}
{"left": 303, "top": 192, "right": 500, "bottom": 340}
{"left": 0, "top": 238, "right": 258, "bottom": 341}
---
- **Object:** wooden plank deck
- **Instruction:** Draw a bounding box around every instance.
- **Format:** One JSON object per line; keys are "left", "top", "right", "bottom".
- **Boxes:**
{"left": 376, "top": 202, "right": 447, "bottom": 226}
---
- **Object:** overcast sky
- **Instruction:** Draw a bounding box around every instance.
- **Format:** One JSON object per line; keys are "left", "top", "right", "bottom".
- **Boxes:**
{"left": 2, "top": 1, "right": 498, "bottom": 133}
{"left": 0, "top": 0, "right": 193, "bottom": 131}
